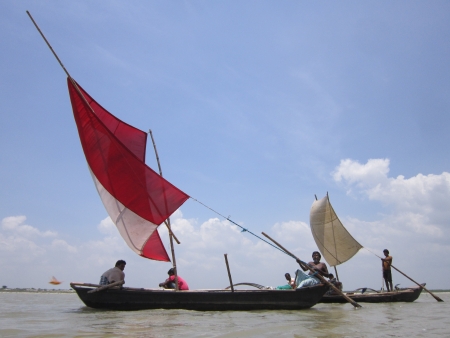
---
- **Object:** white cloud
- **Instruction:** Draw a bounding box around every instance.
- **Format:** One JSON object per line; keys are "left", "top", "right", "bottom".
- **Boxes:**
{"left": 332, "top": 158, "right": 390, "bottom": 191}
{"left": 332, "top": 159, "right": 450, "bottom": 236}
{"left": 51, "top": 239, "right": 78, "bottom": 254}
{"left": 97, "top": 216, "right": 117, "bottom": 235}
{"left": 2, "top": 216, "right": 57, "bottom": 237}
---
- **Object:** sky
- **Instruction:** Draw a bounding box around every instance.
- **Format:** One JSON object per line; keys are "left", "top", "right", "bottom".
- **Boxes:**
{"left": 1, "top": 1, "right": 450, "bottom": 293}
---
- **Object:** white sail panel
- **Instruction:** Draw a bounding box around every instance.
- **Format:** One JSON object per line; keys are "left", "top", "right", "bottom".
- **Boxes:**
{"left": 90, "top": 168, "right": 169, "bottom": 261}
{"left": 310, "top": 196, "right": 363, "bottom": 266}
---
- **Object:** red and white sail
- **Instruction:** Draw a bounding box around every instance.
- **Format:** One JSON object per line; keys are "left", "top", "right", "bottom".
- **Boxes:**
{"left": 67, "top": 78, "right": 189, "bottom": 262}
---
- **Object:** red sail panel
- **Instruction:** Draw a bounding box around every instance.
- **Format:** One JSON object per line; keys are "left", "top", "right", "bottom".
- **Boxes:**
{"left": 74, "top": 82, "right": 147, "bottom": 162}
{"left": 142, "top": 231, "right": 171, "bottom": 260}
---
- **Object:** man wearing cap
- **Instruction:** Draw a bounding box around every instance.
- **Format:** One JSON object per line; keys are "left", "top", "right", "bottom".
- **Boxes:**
{"left": 381, "top": 249, "right": 393, "bottom": 292}
{"left": 295, "top": 251, "right": 329, "bottom": 288}
{"left": 159, "top": 268, "right": 189, "bottom": 290}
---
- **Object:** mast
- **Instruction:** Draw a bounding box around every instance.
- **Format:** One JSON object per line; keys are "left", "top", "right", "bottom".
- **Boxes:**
{"left": 327, "top": 192, "right": 340, "bottom": 281}
{"left": 149, "top": 130, "right": 179, "bottom": 291}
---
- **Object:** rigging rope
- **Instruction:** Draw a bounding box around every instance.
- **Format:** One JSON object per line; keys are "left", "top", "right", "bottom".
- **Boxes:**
{"left": 189, "top": 197, "right": 294, "bottom": 258}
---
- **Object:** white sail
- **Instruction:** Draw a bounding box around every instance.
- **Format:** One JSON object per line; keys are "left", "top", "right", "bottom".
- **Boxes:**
{"left": 309, "top": 195, "right": 362, "bottom": 267}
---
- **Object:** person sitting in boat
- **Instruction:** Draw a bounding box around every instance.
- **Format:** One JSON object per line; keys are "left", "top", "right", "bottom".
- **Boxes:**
{"left": 326, "top": 273, "right": 343, "bottom": 295}
{"left": 99, "top": 260, "right": 126, "bottom": 285}
{"left": 276, "top": 273, "right": 296, "bottom": 289}
{"left": 159, "top": 268, "right": 189, "bottom": 290}
{"left": 295, "top": 251, "right": 329, "bottom": 288}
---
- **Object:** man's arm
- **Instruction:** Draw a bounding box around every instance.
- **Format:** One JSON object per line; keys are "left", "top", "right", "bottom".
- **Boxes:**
{"left": 296, "top": 258, "right": 309, "bottom": 271}
{"left": 159, "top": 278, "right": 170, "bottom": 287}
{"left": 321, "top": 264, "right": 329, "bottom": 278}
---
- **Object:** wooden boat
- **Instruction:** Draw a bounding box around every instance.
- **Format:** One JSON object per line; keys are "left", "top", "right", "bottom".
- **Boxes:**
{"left": 70, "top": 282, "right": 329, "bottom": 311}
{"left": 320, "top": 284, "right": 424, "bottom": 303}
{"left": 62, "top": 70, "right": 330, "bottom": 311}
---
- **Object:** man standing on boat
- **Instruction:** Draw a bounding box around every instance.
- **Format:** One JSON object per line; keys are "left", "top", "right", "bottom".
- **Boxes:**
{"left": 381, "top": 249, "right": 393, "bottom": 292}
{"left": 99, "top": 260, "right": 126, "bottom": 285}
{"left": 159, "top": 268, "right": 189, "bottom": 290}
{"left": 295, "top": 251, "right": 329, "bottom": 288}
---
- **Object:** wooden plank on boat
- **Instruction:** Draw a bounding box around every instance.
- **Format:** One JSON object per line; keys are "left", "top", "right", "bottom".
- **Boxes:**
{"left": 87, "top": 280, "right": 124, "bottom": 293}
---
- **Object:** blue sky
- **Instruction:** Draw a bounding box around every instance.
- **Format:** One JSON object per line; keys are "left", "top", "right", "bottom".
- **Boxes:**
{"left": 1, "top": 1, "right": 450, "bottom": 292}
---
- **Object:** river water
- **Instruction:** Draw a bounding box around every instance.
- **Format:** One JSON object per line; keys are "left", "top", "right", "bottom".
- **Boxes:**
{"left": 0, "top": 291, "right": 449, "bottom": 337}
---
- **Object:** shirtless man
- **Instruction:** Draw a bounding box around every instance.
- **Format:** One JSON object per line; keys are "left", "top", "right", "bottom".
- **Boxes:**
{"left": 298, "top": 251, "right": 330, "bottom": 277}
{"left": 381, "top": 249, "right": 393, "bottom": 292}
{"left": 295, "top": 251, "right": 329, "bottom": 288}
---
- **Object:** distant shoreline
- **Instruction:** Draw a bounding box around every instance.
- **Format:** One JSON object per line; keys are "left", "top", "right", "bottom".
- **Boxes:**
{"left": 0, "top": 288, "right": 75, "bottom": 293}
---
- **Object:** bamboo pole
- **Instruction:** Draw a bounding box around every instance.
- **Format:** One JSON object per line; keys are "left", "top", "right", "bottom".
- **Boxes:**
{"left": 389, "top": 265, "right": 443, "bottom": 301}
{"left": 148, "top": 130, "right": 181, "bottom": 245}
{"left": 333, "top": 266, "right": 340, "bottom": 282}
{"left": 26, "top": 11, "right": 93, "bottom": 114}
{"left": 262, "top": 232, "right": 362, "bottom": 308}
{"left": 26, "top": 11, "right": 71, "bottom": 78}
{"left": 87, "top": 280, "right": 124, "bottom": 293}
{"left": 148, "top": 130, "right": 179, "bottom": 291}
{"left": 224, "top": 254, "right": 234, "bottom": 292}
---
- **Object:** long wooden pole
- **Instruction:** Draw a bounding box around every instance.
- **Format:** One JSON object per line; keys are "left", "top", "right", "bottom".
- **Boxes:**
{"left": 224, "top": 254, "right": 234, "bottom": 292}
{"left": 87, "top": 280, "right": 124, "bottom": 293}
{"left": 148, "top": 130, "right": 179, "bottom": 291}
{"left": 26, "top": 11, "right": 71, "bottom": 78}
{"left": 262, "top": 232, "right": 362, "bottom": 308}
{"left": 389, "top": 265, "right": 442, "bottom": 301}
{"left": 333, "top": 266, "right": 340, "bottom": 282}
{"left": 26, "top": 11, "right": 93, "bottom": 114}
{"left": 148, "top": 130, "right": 181, "bottom": 245}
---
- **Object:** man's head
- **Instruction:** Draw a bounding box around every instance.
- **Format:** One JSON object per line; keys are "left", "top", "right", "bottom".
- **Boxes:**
{"left": 383, "top": 249, "right": 389, "bottom": 257}
{"left": 328, "top": 273, "right": 334, "bottom": 279}
{"left": 285, "top": 273, "right": 291, "bottom": 281}
{"left": 168, "top": 268, "right": 176, "bottom": 276}
{"left": 312, "top": 251, "right": 321, "bottom": 263}
{"left": 115, "top": 260, "right": 126, "bottom": 271}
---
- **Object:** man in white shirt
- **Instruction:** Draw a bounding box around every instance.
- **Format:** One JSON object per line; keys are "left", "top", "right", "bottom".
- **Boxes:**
{"left": 99, "top": 260, "right": 126, "bottom": 285}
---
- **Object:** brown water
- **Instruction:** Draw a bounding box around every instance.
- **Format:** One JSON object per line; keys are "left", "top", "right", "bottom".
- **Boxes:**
{"left": 0, "top": 291, "right": 449, "bottom": 337}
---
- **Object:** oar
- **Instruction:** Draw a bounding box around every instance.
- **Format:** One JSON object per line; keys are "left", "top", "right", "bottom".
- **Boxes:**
{"left": 262, "top": 232, "right": 362, "bottom": 308}
{"left": 390, "top": 264, "right": 443, "bottom": 302}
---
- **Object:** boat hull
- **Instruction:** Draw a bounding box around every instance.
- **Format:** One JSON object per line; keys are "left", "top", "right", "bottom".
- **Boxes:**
{"left": 319, "top": 285, "right": 423, "bottom": 303}
{"left": 71, "top": 283, "right": 329, "bottom": 311}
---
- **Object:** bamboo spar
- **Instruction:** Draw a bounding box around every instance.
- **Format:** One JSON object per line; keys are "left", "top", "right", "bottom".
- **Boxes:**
{"left": 87, "top": 280, "right": 124, "bottom": 293}
{"left": 148, "top": 130, "right": 179, "bottom": 291}
{"left": 148, "top": 131, "right": 181, "bottom": 245}
{"left": 262, "top": 232, "right": 362, "bottom": 308}
{"left": 389, "top": 265, "right": 443, "bottom": 301}
{"left": 224, "top": 254, "right": 234, "bottom": 292}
